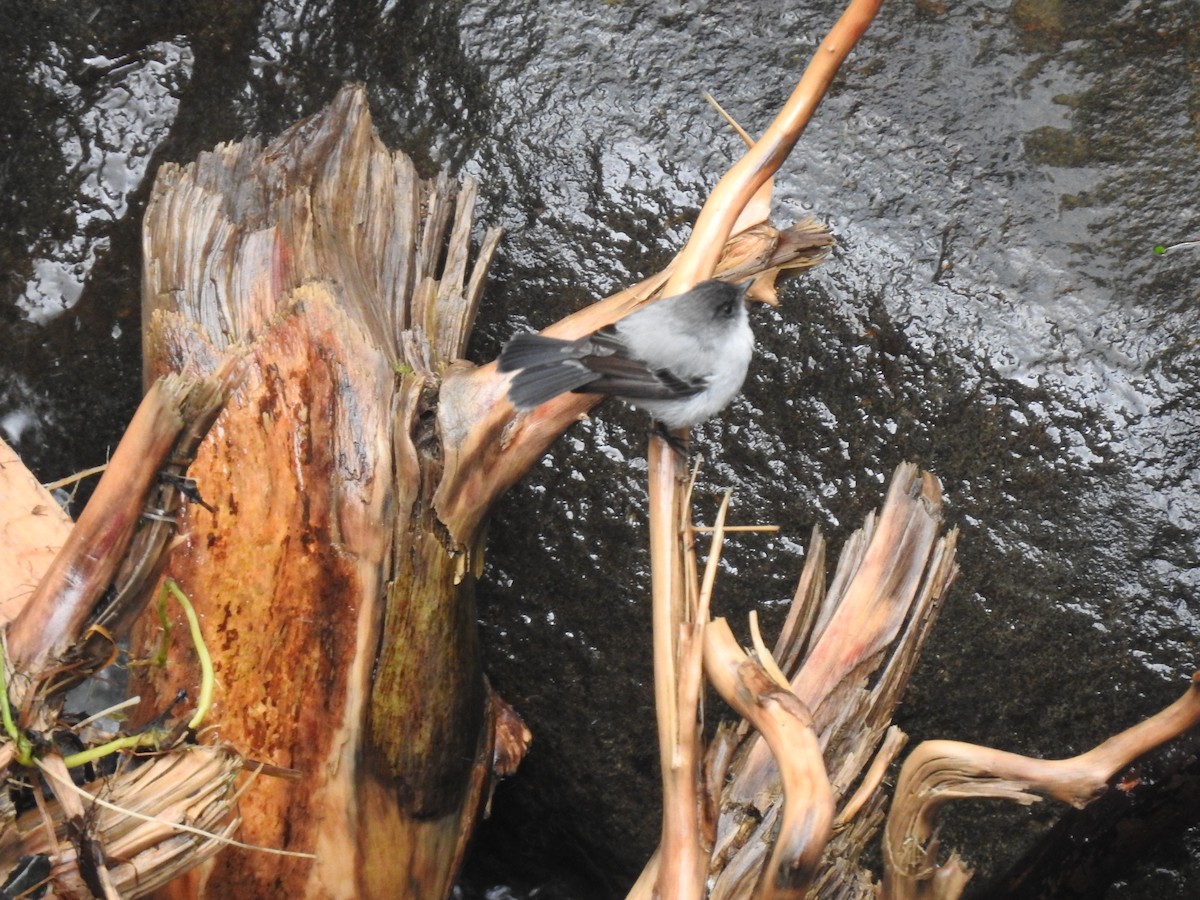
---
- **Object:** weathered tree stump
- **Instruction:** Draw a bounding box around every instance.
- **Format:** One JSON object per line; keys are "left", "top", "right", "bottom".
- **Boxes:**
{"left": 136, "top": 85, "right": 509, "bottom": 897}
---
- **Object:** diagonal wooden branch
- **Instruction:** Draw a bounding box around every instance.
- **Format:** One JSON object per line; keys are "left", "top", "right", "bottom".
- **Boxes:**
{"left": 665, "top": 0, "right": 882, "bottom": 295}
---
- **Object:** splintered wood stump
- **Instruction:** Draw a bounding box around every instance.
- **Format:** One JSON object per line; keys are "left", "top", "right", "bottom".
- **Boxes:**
{"left": 132, "top": 76, "right": 835, "bottom": 896}
{"left": 135, "top": 85, "right": 509, "bottom": 898}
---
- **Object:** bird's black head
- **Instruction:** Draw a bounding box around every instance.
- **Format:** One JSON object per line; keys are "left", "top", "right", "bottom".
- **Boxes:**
{"left": 698, "top": 279, "right": 751, "bottom": 320}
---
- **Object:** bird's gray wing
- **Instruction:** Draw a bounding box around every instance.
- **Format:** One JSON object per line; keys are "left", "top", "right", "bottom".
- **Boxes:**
{"left": 579, "top": 354, "right": 707, "bottom": 400}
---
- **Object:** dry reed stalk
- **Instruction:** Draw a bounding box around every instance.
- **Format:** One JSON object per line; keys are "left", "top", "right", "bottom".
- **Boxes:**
{"left": 648, "top": 440, "right": 707, "bottom": 897}
{"left": 7, "top": 747, "right": 247, "bottom": 899}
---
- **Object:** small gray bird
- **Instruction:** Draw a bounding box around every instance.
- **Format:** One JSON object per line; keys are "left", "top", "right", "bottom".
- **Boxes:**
{"left": 497, "top": 279, "right": 753, "bottom": 430}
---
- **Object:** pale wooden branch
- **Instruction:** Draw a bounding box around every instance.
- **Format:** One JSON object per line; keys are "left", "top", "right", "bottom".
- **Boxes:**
{"left": 665, "top": 0, "right": 883, "bottom": 295}
{"left": 0, "top": 437, "right": 74, "bottom": 628}
{"left": 704, "top": 619, "right": 834, "bottom": 900}
{"left": 881, "top": 672, "right": 1200, "bottom": 900}
{"left": 5, "top": 373, "right": 230, "bottom": 683}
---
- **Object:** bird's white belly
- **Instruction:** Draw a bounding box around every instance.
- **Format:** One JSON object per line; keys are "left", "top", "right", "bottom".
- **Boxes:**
{"left": 630, "top": 327, "right": 754, "bottom": 429}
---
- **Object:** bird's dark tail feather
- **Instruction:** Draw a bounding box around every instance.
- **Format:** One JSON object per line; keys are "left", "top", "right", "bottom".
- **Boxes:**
{"left": 497, "top": 332, "right": 581, "bottom": 372}
{"left": 508, "top": 361, "right": 598, "bottom": 410}
{"left": 500, "top": 331, "right": 602, "bottom": 410}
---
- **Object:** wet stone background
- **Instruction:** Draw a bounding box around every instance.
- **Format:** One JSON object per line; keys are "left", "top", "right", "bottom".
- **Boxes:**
{"left": 2, "top": 0, "right": 1199, "bottom": 897}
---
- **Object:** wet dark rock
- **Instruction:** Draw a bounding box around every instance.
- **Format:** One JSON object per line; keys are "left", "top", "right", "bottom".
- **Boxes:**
{"left": 3, "top": 1, "right": 1198, "bottom": 896}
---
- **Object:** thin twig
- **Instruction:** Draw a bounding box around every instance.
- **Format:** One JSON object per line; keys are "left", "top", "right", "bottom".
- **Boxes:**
{"left": 41, "top": 464, "right": 109, "bottom": 492}
{"left": 692, "top": 525, "right": 780, "bottom": 533}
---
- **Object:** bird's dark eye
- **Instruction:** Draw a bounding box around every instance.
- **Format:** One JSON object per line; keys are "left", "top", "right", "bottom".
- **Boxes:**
{"left": 716, "top": 300, "right": 734, "bottom": 318}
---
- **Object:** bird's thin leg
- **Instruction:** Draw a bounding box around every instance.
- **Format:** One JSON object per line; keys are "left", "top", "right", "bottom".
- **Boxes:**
{"left": 653, "top": 420, "right": 690, "bottom": 457}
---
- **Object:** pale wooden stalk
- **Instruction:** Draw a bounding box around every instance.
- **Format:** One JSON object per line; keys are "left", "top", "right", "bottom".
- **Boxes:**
{"left": 665, "top": 0, "right": 883, "bottom": 294}
{"left": 704, "top": 620, "right": 834, "bottom": 900}
{"left": 649, "top": 434, "right": 706, "bottom": 899}
{"left": 833, "top": 725, "right": 908, "bottom": 828}
{"left": 643, "top": 3, "right": 884, "bottom": 895}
